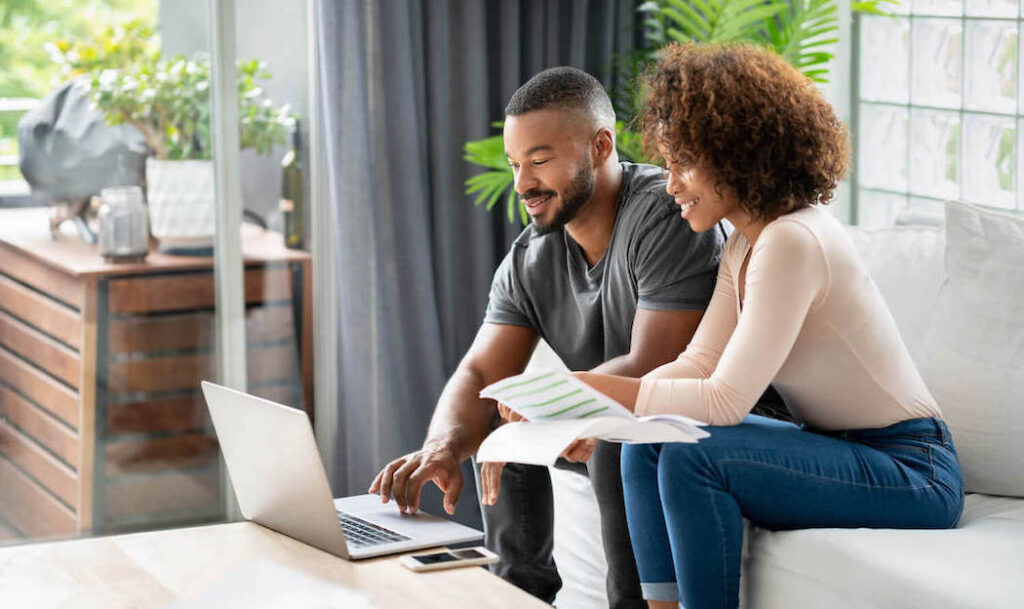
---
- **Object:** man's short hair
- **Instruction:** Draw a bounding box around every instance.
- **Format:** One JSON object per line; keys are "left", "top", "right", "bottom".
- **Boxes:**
{"left": 505, "top": 67, "right": 616, "bottom": 132}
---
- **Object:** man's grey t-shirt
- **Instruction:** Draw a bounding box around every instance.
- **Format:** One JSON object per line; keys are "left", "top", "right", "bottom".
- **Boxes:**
{"left": 484, "top": 162, "right": 727, "bottom": 371}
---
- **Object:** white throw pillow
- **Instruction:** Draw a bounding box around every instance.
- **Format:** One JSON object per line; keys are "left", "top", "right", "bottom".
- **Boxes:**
{"left": 920, "top": 201, "right": 1024, "bottom": 497}
{"left": 846, "top": 224, "right": 946, "bottom": 368}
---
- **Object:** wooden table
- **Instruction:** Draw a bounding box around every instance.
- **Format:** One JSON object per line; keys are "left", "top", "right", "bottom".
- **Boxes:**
{"left": 0, "top": 208, "right": 313, "bottom": 542}
{"left": 0, "top": 522, "right": 550, "bottom": 608}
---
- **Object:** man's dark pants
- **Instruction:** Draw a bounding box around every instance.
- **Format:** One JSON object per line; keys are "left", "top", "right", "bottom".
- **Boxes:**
{"left": 471, "top": 387, "right": 791, "bottom": 608}
{"left": 473, "top": 440, "right": 643, "bottom": 608}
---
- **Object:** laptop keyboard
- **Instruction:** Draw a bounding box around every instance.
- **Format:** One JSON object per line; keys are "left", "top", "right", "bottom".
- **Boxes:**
{"left": 337, "top": 511, "right": 411, "bottom": 548}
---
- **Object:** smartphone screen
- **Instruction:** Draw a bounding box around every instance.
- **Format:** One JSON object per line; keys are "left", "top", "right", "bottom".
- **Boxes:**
{"left": 413, "top": 549, "right": 485, "bottom": 564}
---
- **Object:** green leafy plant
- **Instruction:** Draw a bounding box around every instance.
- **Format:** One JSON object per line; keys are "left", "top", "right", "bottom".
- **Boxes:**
{"left": 642, "top": 0, "right": 896, "bottom": 84}
{"left": 89, "top": 53, "right": 293, "bottom": 160}
{"left": 464, "top": 0, "right": 894, "bottom": 226}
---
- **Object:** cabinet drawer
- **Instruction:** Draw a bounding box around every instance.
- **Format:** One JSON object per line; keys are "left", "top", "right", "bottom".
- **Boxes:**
{"left": 103, "top": 468, "right": 222, "bottom": 523}
{"left": 107, "top": 396, "right": 210, "bottom": 435}
{"left": 107, "top": 267, "right": 292, "bottom": 314}
{"left": 105, "top": 433, "right": 219, "bottom": 477}
{"left": 107, "top": 345, "right": 296, "bottom": 394}
{"left": 108, "top": 305, "right": 294, "bottom": 355}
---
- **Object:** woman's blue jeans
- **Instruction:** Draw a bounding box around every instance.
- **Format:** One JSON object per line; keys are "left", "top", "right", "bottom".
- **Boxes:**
{"left": 621, "top": 415, "right": 964, "bottom": 609}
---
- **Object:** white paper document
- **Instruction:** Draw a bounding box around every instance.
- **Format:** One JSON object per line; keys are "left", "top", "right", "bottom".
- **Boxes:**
{"left": 477, "top": 370, "right": 710, "bottom": 465}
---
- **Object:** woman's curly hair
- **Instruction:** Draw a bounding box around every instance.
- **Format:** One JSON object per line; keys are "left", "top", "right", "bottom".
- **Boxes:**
{"left": 641, "top": 42, "right": 850, "bottom": 221}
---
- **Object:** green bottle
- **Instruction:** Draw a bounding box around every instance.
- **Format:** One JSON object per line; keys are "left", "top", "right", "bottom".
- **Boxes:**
{"left": 280, "top": 119, "right": 304, "bottom": 250}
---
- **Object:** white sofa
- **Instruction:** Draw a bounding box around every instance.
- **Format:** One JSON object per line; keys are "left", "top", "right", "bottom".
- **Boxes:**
{"left": 538, "top": 201, "right": 1024, "bottom": 609}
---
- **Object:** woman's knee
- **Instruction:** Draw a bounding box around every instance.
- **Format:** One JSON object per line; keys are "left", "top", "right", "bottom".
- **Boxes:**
{"left": 655, "top": 441, "right": 721, "bottom": 492}
{"left": 620, "top": 442, "right": 660, "bottom": 481}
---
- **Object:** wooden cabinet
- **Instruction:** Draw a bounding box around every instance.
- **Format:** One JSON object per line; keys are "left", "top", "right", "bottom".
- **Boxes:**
{"left": 0, "top": 209, "right": 312, "bottom": 541}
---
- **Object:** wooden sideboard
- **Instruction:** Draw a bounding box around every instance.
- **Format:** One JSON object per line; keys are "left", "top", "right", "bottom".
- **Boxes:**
{"left": 0, "top": 209, "right": 312, "bottom": 543}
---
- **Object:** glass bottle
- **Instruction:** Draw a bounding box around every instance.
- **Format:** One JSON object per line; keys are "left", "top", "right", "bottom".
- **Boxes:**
{"left": 280, "top": 119, "right": 304, "bottom": 250}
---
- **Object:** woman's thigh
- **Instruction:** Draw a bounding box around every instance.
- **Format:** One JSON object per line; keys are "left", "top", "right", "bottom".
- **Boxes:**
{"left": 656, "top": 416, "right": 962, "bottom": 531}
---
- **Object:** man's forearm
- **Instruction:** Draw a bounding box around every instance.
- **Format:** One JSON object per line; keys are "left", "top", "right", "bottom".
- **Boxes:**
{"left": 424, "top": 366, "right": 497, "bottom": 462}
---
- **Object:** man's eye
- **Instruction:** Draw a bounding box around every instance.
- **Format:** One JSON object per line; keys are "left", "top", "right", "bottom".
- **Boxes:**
{"left": 532, "top": 159, "right": 550, "bottom": 166}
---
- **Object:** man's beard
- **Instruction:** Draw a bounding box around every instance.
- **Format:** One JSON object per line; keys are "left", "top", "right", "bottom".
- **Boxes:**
{"left": 526, "top": 163, "right": 595, "bottom": 235}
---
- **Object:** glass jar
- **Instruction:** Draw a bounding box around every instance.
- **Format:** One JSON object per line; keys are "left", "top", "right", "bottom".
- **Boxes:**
{"left": 98, "top": 186, "right": 149, "bottom": 263}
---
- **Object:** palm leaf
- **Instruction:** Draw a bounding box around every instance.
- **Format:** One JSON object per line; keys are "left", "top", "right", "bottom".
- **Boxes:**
{"left": 656, "top": 0, "right": 782, "bottom": 45}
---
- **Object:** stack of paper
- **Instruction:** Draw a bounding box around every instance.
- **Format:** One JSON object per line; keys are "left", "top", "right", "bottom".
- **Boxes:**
{"left": 476, "top": 370, "right": 709, "bottom": 465}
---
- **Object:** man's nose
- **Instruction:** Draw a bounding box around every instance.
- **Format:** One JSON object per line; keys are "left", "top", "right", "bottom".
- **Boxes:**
{"left": 514, "top": 166, "right": 538, "bottom": 194}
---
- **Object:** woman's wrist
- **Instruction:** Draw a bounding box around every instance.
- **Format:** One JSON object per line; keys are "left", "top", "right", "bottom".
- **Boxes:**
{"left": 573, "top": 371, "right": 642, "bottom": 413}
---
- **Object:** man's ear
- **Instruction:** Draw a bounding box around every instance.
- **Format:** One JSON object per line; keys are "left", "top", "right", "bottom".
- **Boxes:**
{"left": 591, "top": 126, "right": 616, "bottom": 164}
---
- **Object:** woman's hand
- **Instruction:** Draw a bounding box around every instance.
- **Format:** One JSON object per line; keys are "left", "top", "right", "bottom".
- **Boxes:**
{"left": 497, "top": 401, "right": 526, "bottom": 424}
{"left": 561, "top": 437, "right": 598, "bottom": 462}
{"left": 480, "top": 461, "right": 504, "bottom": 505}
{"left": 482, "top": 402, "right": 528, "bottom": 506}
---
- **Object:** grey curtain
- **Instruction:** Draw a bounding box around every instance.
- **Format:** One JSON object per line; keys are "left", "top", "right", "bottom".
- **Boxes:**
{"left": 316, "top": 0, "right": 643, "bottom": 526}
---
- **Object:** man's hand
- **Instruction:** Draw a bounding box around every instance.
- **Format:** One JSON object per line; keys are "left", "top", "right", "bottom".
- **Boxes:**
{"left": 368, "top": 439, "right": 463, "bottom": 515}
{"left": 561, "top": 437, "right": 598, "bottom": 462}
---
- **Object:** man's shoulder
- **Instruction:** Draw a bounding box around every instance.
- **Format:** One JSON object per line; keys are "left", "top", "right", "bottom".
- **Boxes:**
{"left": 618, "top": 162, "right": 677, "bottom": 225}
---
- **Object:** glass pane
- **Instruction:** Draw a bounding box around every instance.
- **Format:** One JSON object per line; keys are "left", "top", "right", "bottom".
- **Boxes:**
{"left": 909, "top": 109, "right": 961, "bottom": 199}
{"left": 858, "top": 190, "right": 909, "bottom": 227}
{"left": 908, "top": 197, "right": 947, "bottom": 219}
{"left": 233, "top": 2, "right": 312, "bottom": 416}
{"left": 1020, "top": 118, "right": 1024, "bottom": 209}
{"left": 912, "top": 0, "right": 962, "bottom": 16}
{"left": 0, "top": 0, "right": 313, "bottom": 548}
{"left": 860, "top": 16, "right": 911, "bottom": 103}
{"left": 859, "top": 103, "right": 909, "bottom": 191}
{"left": 965, "top": 20, "right": 1017, "bottom": 113}
{"left": 911, "top": 18, "right": 964, "bottom": 108}
{"left": 889, "top": 0, "right": 912, "bottom": 15}
{"left": 963, "top": 113, "right": 1016, "bottom": 208}
{"left": 966, "top": 0, "right": 1017, "bottom": 17}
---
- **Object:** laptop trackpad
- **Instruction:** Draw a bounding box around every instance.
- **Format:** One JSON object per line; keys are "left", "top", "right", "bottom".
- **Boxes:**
{"left": 335, "top": 494, "right": 450, "bottom": 534}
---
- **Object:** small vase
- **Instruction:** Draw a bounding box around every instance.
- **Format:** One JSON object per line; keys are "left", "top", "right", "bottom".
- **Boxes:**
{"left": 145, "top": 158, "right": 215, "bottom": 254}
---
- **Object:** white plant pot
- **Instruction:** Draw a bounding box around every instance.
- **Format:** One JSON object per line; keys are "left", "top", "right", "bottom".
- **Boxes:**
{"left": 145, "top": 158, "right": 216, "bottom": 252}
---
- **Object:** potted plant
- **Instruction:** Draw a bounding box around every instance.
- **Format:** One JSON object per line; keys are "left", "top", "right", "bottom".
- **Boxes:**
{"left": 464, "top": 0, "right": 894, "bottom": 226}
{"left": 86, "top": 50, "right": 293, "bottom": 252}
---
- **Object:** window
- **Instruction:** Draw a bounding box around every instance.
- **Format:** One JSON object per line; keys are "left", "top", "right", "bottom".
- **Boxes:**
{"left": 855, "top": 0, "right": 1022, "bottom": 226}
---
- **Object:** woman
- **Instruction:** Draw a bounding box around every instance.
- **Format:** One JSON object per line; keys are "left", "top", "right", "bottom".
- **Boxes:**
{"left": 572, "top": 43, "right": 964, "bottom": 609}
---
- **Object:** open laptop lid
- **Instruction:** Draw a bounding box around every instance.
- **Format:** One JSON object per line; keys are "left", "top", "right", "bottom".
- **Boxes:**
{"left": 201, "top": 381, "right": 351, "bottom": 559}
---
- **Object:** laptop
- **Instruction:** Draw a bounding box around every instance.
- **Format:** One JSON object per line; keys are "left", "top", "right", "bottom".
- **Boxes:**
{"left": 200, "top": 381, "right": 483, "bottom": 559}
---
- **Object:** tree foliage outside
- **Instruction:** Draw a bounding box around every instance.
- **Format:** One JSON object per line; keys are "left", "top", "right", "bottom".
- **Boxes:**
{"left": 0, "top": 0, "right": 156, "bottom": 181}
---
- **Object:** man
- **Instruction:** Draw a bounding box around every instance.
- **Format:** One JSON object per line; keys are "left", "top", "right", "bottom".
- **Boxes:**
{"left": 369, "top": 67, "right": 726, "bottom": 608}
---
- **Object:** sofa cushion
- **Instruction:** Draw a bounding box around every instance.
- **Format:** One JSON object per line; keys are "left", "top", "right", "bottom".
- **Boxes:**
{"left": 919, "top": 202, "right": 1024, "bottom": 497}
{"left": 742, "top": 493, "right": 1024, "bottom": 609}
{"left": 845, "top": 223, "right": 946, "bottom": 367}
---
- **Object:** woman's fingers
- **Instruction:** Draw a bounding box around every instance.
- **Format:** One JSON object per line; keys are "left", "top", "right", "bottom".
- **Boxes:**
{"left": 480, "top": 461, "right": 505, "bottom": 505}
{"left": 497, "top": 402, "right": 526, "bottom": 423}
{"left": 562, "top": 438, "right": 598, "bottom": 462}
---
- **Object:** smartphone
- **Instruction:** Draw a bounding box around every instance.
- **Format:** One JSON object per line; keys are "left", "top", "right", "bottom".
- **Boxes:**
{"left": 398, "top": 547, "right": 500, "bottom": 572}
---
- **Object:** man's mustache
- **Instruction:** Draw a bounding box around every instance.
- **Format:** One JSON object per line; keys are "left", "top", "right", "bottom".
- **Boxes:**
{"left": 519, "top": 189, "right": 557, "bottom": 202}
